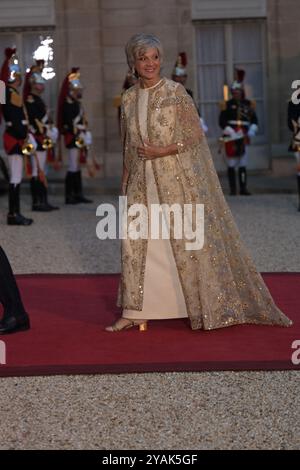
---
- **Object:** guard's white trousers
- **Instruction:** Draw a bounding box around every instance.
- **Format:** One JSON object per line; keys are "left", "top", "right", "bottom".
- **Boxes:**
{"left": 31, "top": 150, "right": 47, "bottom": 177}
{"left": 8, "top": 154, "right": 23, "bottom": 185}
{"left": 68, "top": 148, "right": 80, "bottom": 172}
{"left": 227, "top": 149, "right": 248, "bottom": 168}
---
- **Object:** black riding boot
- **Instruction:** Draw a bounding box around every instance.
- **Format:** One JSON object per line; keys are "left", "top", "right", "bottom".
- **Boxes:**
{"left": 227, "top": 167, "right": 237, "bottom": 195}
{"left": 74, "top": 170, "right": 93, "bottom": 203}
{"left": 65, "top": 171, "right": 79, "bottom": 204}
{"left": 7, "top": 184, "right": 33, "bottom": 226}
{"left": 30, "top": 177, "right": 39, "bottom": 209}
{"left": 239, "top": 166, "right": 251, "bottom": 195}
{"left": 37, "top": 180, "right": 59, "bottom": 211}
{"left": 31, "top": 177, "right": 49, "bottom": 211}
{"left": 42, "top": 182, "right": 59, "bottom": 211}
{"left": 8, "top": 183, "right": 15, "bottom": 215}
{"left": 0, "top": 246, "right": 30, "bottom": 334}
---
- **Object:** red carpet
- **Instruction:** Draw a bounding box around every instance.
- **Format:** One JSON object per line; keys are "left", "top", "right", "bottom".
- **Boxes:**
{"left": 0, "top": 273, "right": 299, "bottom": 377}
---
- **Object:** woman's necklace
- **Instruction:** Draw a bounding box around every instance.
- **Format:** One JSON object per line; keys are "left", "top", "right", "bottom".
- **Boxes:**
{"left": 140, "top": 78, "right": 163, "bottom": 90}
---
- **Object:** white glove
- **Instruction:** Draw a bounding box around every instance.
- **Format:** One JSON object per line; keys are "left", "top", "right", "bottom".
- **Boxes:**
{"left": 200, "top": 117, "right": 208, "bottom": 134}
{"left": 77, "top": 131, "right": 92, "bottom": 147}
{"left": 234, "top": 129, "right": 244, "bottom": 139}
{"left": 76, "top": 123, "right": 87, "bottom": 131}
{"left": 223, "top": 126, "right": 236, "bottom": 138}
{"left": 248, "top": 123, "right": 258, "bottom": 137}
{"left": 27, "top": 133, "right": 37, "bottom": 151}
{"left": 47, "top": 126, "right": 59, "bottom": 144}
{"left": 294, "top": 129, "right": 300, "bottom": 141}
{"left": 84, "top": 130, "right": 92, "bottom": 146}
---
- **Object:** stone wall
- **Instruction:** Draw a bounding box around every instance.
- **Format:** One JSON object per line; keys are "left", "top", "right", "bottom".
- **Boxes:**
{"left": 267, "top": 0, "right": 300, "bottom": 151}
{"left": 100, "top": 0, "right": 195, "bottom": 177}
{"left": 55, "top": 0, "right": 105, "bottom": 172}
{"left": 53, "top": 0, "right": 300, "bottom": 176}
{"left": 55, "top": 0, "right": 196, "bottom": 177}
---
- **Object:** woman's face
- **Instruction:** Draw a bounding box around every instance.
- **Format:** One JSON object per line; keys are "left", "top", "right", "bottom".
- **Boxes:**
{"left": 134, "top": 47, "right": 161, "bottom": 81}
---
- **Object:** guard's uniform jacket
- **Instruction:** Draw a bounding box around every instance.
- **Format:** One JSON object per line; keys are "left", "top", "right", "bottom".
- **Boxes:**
{"left": 287, "top": 100, "right": 300, "bottom": 150}
{"left": 219, "top": 98, "right": 258, "bottom": 157}
{"left": 2, "top": 85, "right": 28, "bottom": 155}
{"left": 25, "top": 93, "right": 48, "bottom": 151}
{"left": 62, "top": 96, "right": 86, "bottom": 148}
{"left": 287, "top": 100, "right": 300, "bottom": 210}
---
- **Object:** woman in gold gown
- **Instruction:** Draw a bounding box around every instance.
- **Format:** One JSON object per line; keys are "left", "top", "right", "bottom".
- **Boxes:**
{"left": 105, "top": 33, "right": 292, "bottom": 332}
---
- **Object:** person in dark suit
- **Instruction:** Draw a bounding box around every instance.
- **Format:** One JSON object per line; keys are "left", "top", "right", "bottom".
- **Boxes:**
{"left": 0, "top": 246, "right": 30, "bottom": 334}
{"left": 287, "top": 99, "right": 300, "bottom": 211}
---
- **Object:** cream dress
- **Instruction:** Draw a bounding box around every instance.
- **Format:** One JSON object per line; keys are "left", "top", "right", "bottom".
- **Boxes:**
{"left": 123, "top": 81, "right": 188, "bottom": 320}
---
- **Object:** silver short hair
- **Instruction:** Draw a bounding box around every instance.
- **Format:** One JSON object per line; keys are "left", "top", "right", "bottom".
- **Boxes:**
{"left": 125, "top": 33, "right": 163, "bottom": 70}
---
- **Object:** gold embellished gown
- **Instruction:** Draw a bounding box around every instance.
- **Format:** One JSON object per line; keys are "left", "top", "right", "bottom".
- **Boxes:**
{"left": 117, "top": 77, "right": 292, "bottom": 330}
{"left": 123, "top": 81, "right": 188, "bottom": 320}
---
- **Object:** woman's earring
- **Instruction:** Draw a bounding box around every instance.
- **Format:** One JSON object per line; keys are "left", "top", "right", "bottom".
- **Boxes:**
{"left": 132, "top": 67, "right": 137, "bottom": 78}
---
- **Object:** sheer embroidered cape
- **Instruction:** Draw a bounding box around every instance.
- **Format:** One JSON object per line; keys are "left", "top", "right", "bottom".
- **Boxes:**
{"left": 116, "top": 78, "right": 292, "bottom": 330}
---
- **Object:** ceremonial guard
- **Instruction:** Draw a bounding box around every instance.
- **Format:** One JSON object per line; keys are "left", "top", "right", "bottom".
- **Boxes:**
{"left": 57, "top": 68, "right": 92, "bottom": 204}
{"left": 287, "top": 99, "right": 300, "bottom": 211}
{"left": 219, "top": 70, "right": 258, "bottom": 195}
{"left": 24, "top": 59, "right": 59, "bottom": 211}
{"left": 113, "top": 70, "right": 138, "bottom": 132}
{"left": 172, "top": 52, "right": 194, "bottom": 98}
{"left": 0, "top": 47, "right": 34, "bottom": 225}
{"left": 172, "top": 52, "right": 208, "bottom": 133}
{"left": 0, "top": 245, "right": 30, "bottom": 334}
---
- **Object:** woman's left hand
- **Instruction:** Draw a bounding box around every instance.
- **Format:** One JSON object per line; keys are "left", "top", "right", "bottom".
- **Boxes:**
{"left": 137, "top": 141, "right": 164, "bottom": 160}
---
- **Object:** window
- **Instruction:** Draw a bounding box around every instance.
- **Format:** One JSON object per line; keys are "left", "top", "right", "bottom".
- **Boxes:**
{"left": 195, "top": 20, "right": 266, "bottom": 142}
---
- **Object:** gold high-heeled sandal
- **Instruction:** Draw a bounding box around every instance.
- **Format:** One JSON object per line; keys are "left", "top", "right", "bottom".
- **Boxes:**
{"left": 105, "top": 318, "right": 148, "bottom": 332}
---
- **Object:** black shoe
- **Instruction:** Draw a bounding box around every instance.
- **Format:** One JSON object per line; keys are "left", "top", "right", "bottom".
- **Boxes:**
{"left": 0, "top": 315, "right": 30, "bottom": 335}
{"left": 240, "top": 189, "right": 252, "bottom": 196}
{"left": 45, "top": 203, "right": 60, "bottom": 211}
{"left": 74, "top": 195, "right": 93, "bottom": 204}
{"left": 65, "top": 196, "right": 80, "bottom": 205}
{"left": 7, "top": 213, "right": 33, "bottom": 226}
{"left": 32, "top": 203, "right": 52, "bottom": 212}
